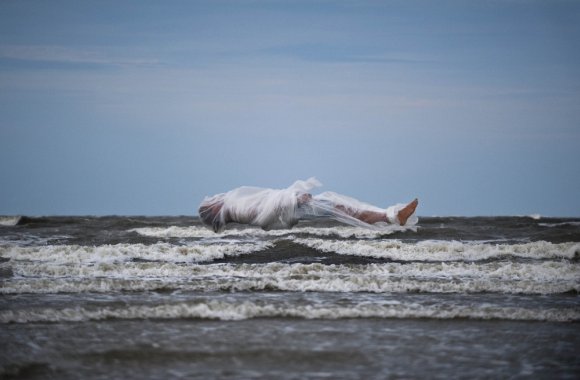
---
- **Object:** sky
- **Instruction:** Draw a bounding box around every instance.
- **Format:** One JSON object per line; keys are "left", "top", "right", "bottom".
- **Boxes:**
{"left": 0, "top": 0, "right": 579, "bottom": 217}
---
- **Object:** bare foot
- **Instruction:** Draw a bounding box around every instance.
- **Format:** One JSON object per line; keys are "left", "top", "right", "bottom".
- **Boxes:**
{"left": 397, "top": 198, "right": 418, "bottom": 226}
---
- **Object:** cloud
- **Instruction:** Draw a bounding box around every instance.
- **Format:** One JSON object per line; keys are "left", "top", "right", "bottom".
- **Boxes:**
{"left": 0, "top": 45, "right": 160, "bottom": 68}
{"left": 260, "top": 43, "right": 432, "bottom": 65}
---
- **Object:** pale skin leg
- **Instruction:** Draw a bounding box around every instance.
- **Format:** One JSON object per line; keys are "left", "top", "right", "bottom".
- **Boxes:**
{"left": 334, "top": 198, "right": 419, "bottom": 226}
{"left": 299, "top": 193, "right": 418, "bottom": 225}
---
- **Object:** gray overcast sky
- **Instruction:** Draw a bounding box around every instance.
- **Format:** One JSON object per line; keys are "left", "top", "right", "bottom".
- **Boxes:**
{"left": 1, "top": 0, "right": 579, "bottom": 216}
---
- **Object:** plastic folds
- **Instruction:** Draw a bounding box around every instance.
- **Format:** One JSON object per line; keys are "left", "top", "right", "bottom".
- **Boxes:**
{"left": 199, "top": 178, "right": 417, "bottom": 232}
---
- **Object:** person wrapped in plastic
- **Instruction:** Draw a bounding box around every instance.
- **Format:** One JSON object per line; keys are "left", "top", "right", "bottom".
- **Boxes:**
{"left": 198, "top": 178, "right": 418, "bottom": 233}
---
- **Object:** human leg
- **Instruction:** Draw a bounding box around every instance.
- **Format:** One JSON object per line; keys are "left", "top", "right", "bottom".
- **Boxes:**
{"left": 334, "top": 204, "right": 388, "bottom": 224}
{"left": 334, "top": 198, "right": 418, "bottom": 226}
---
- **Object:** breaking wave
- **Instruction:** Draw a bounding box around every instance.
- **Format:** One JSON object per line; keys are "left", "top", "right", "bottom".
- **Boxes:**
{"left": 539, "top": 222, "right": 580, "bottom": 228}
{"left": 0, "top": 241, "right": 272, "bottom": 264}
{"left": 0, "top": 216, "right": 21, "bottom": 227}
{"left": 294, "top": 239, "right": 580, "bottom": 262}
{"left": 2, "top": 261, "right": 578, "bottom": 295}
{"left": 1, "top": 300, "right": 577, "bottom": 323}
{"left": 130, "top": 225, "right": 411, "bottom": 239}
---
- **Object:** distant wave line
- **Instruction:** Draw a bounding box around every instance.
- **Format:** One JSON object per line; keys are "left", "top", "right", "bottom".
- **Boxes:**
{"left": 2, "top": 301, "right": 578, "bottom": 323}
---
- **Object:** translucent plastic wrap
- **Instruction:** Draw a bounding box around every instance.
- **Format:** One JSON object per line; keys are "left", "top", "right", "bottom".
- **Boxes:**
{"left": 306, "top": 192, "right": 418, "bottom": 230}
{"left": 199, "top": 178, "right": 417, "bottom": 232}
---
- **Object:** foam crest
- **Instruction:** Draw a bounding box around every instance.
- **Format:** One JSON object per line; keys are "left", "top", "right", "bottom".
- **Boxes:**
{"left": 1, "top": 300, "right": 577, "bottom": 323}
{"left": 9, "top": 260, "right": 579, "bottom": 282}
{"left": 0, "top": 278, "right": 171, "bottom": 294}
{"left": 0, "top": 216, "right": 21, "bottom": 226}
{"left": 539, "top": 221, "right": 580, "bottom": 228}
{"left": 130, "top": 226, "right": 218, "bottom": 238}
{"left": 3, "top": 261, "right": 578, "bottom": 295}
{"left": 295, "top": 239, "right": 580, "bottom": 261}
{"left": 0, "top": 241, "right": 272, "bottom": 264}
{"left": 131, "top": 225, "right": 408, "bottom": 239}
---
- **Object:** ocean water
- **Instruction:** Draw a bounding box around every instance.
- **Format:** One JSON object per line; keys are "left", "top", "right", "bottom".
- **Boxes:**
{"left": 1, "top": 215, "right": 579, "bottom": 379}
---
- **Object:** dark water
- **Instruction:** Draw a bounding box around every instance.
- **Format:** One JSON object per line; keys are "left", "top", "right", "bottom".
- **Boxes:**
{"left": 1, "top": 216, "right": 579, "bottom": 379}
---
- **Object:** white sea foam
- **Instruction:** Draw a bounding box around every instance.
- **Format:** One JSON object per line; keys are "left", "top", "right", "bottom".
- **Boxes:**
{"left": 130, "top": 226, "right": 218, "bottom": 238}
{"left": 0, "top": 216, "right": 20, "bottom": 226}
{"left": 294, "top": 238, "right": 580, "bottom": 262}
{"left": 131, "top": 225, "right": 411, "bottom": 239}
{"left": 0, "top": 241, "right": 272, "bottom": 264}
{"left": 3, "top": 261, "right": 578, "bottom": 295}
{"left": 9, "top": 260, "right": 579, "bottom": 283}
{"left": 539, "top": 221, "right": 580, "bottom": 228}
{"left": 1, "top": 300, "right": 577, "bottom": 323}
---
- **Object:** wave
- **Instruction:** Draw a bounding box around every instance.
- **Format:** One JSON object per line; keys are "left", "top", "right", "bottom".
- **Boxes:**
{"left": 130, "top": 225, "right": 413, "bottom": 239}
{"left": 1, "top": 300, "right": 577, "bottom": 323}
{"left": 3, "top": 261, "right": 578, "bottom": 295}
{"left": 0, "top": 234, "right": 72, "bottom": 248}
{"left": 9, "top": 260, "right": 579, "bottom": 284}
{"left": 539, "top": 222, "right": 580, "bottom": 228}
{"left": 294, "top": 239, "right": 580, "bottom": 262}
{"left": 0, "top": 241, "right": 272, "bottom": 264}
{"left": 3, "top": 239, "right": 576, "bottom": 268}
{"left": 0, "top": 216, "right": 21, "bottom": 227}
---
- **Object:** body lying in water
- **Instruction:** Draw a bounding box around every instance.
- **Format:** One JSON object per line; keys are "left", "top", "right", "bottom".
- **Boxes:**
{"left": 198, "top": 178, "right": 418, "bottom": 233}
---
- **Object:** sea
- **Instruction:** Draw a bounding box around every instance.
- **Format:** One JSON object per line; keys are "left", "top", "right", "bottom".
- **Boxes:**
{"left": 1, "top": 215, "right": 579, "bottom": 379}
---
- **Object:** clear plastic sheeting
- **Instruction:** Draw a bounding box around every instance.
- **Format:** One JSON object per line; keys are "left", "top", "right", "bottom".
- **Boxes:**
{"left": 198, "top": 178, "right": 417, "bottom": 233}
